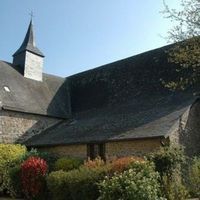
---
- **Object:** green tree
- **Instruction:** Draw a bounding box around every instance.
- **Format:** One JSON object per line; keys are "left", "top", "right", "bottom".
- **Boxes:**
{"left": 162, "top": 0, "right": 200, "bottom": 90}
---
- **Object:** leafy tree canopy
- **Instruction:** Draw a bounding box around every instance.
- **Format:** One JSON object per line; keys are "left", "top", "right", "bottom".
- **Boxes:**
{"left": 162, "top": 0, "right": 200, "bottom": 90}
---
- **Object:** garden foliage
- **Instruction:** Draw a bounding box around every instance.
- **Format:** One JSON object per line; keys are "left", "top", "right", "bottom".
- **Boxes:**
{"left": 148, "top": 145, "right": 185, "bottom": 176}
{"left": 98, "top": 161, "right": 161, "bottom": 200}
{"left": 109, "top": 156, "right": 144, "bottom": 173}
{"left": 0, "top": 144, "right": 26, "bottom": 196}
{"left": 189, "top": 157, "right": 200, "bottom": 198}
{"left": 161, "top": 175, "right": 189, "bottom": 200}
{"left": 0, "top": 144, "right": 195, "bottom": 200}
{"left": 148, "top": 145, "right": 188, "bottom": 200}
{"left": 9, "top": 165, "right": 22, "bottom": 197}
{"left": 22, "top": 148, "right": 57, "bottom": 172}
{"left": 47, "top": 166, "right": 108, "bottom": 200}
{"left": 54, "top": 157, "right": 83, "bottom": 172}
{"left": 84, "top": 156, "right": 105, "bottom": 168}
{"left": 21, "top": 156, "right": 48, "bottom": 199}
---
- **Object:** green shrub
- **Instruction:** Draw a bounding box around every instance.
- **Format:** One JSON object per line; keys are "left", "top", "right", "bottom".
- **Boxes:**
{"left": 0, "top": 144, "right": 26, "bottom": 196}
{"left": 98, "top": 162, "right": 161, "bottom": 200}
{"left": 47, "top": 166, "right": 108, "bottom": 200}
{"left": 9, "top": 165, "right": 22, "bottom": 198}
{"left": 54, "top": 157, "right": 83, "bottom": 172}
{"left": 47, "top": 170, "right": 70, "bottom": 200}
{"left": 148, "top": 145, "right": 189, "bottom": 200}
{"left": 161, "top": 175, "right": 189, "bottom": 200}
{"left": 189, "top": 157, "right": 200, "bottom": 198}
{"left": 148, "top": 145, "right": 185, "bottom": 176}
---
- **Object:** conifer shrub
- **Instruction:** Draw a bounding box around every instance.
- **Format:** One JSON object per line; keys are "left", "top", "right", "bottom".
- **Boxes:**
{"left": 47, "top": 166, "right": 108, "bottom": 200}
{"left": 54, "top": 157, "right": 83, "bottom": 172}
{"left": 21, "top": 156, "right": 48, "bottom": 199}
{"left": 0, "top": 144, "right": 26, "bottom": 196}
{"left": 98, "top": 161, "right": 161, "bottom": 200}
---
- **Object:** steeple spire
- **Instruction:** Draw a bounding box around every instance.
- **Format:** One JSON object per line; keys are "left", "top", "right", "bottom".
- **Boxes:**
{"left": 13, "top": 19, "right": 44, "bottom": 81}
{"left": 13, "top": 20, "right": 44, "bottom": 57}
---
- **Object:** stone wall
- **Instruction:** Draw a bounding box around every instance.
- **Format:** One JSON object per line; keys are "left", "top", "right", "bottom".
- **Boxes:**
{"left": 0, "top": 110, "right": 62, "bottom": 143}
{"left": 13, "top": 51, "right": 43, "bottom": 81}
{"left": 24, "top": 51, "right": 43, "bottom": 81}
{"left": 38, "top": 144, "right": 87, "bottom": 159}
{"left": 169, "top": 99, "right": 200, "bottom": 156}
{"left": 180, "top": 99, "right": 200, "bottom": 156}
{"left": 38, "top": 138, "right": 164, "bottom": 160}
{"left": 105, "top": 138, "right": 163, "bottom": 159}
{"left": 169, "top": 108, "right": 189, "bottom": 146}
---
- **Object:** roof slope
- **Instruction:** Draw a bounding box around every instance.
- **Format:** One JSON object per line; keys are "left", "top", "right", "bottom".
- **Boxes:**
{"left": 25, "top": 44, "right": 197, "bottom": 146}
{"left": 0, "top": 61, "right": 70, "bottom": 118}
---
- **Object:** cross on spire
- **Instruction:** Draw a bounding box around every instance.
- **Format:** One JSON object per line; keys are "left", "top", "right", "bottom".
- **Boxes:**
{"left": 29, "top": 11, "right": 34, "bottom": 20}
{"left": 13, "top": 15, "right": 44, "bottom": 57}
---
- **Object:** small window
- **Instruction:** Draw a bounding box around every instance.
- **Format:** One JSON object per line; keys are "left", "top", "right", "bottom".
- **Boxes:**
{"left": 87, "top": 143, "right": 105, "bottom": 160}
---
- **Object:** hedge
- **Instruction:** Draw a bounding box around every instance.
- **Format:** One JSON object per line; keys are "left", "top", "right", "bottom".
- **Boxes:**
{"left": 47, "top": 166, "right": 108, "bottom": 200}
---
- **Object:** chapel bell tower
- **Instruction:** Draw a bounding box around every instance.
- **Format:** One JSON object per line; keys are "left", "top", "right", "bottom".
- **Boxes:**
{"left": 13, "top": 19, "right": 44, "bottom": 81}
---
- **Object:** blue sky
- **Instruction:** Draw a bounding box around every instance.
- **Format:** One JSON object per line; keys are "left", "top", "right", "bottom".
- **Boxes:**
{"left": 0, "top": 0, "right": 180, "bottom": 77}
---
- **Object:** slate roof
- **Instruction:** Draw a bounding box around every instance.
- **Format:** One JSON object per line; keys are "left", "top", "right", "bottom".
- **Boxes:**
{"left": 25, "top": 44, "right": 197, "bottom": 147}
{"left": 0, "top": 61, "right": 70, "bottom": 118}
{"left": 13, "top": 20, "right": 44, "bottom": 57}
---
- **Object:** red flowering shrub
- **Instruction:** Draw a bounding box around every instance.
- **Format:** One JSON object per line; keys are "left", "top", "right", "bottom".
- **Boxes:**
{"left": 21, "top": 156, "right": 48, "bottom": 199}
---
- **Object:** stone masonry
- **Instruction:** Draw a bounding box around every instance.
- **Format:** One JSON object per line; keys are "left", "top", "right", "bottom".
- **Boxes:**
{"left": 38, "top": 138, "right": 165, "bottom": 160}
{"left": 24, "top": 51, "right": 43, "bottom": 81}
{"left": 0, "top": 110, "right": 62, "bottom": 143}
{"left": 169, "top": 99, "right": 200, "bottom": 156}
{"left": 105, "top": 138, "right": 164, "bottom": 159}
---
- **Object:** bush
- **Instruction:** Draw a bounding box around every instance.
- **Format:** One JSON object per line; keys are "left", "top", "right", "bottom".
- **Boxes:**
{"left": 54, "top": 157, "right": 83, "bottom": 172}
{"left": 47, "top": 166, "right": 108, "bottom": 200}
{"left": 9, "top": 165, "right": 22, "bottom": 198}
{"left": 149, "top": 145, "right": 189, "bottom": 200}
{"left": 22, "top": 148, "right": 58, "bottom": 172}
{"left": 0, "top": 144, "right": 26, "bottom": 196}
{"left": 189, "top": 157, "right": 200, "bottom": 198}
{"left": 162, "top": 175, "right": 189, "bottom": 200}
{"left": 21, "top": 156, "right": 48, "bottom": 199}
{"left": 148, "top": 145, "right": 185, "bottom": 176}
{"left": 47, "top": 170, "right": 70, "bottom": 200}
{"left": 98, "top": 162, "right": 161, "bottom": 200}
{"left": 109, "top": 156, "right": 144, "bottom": 173}
{"left": 84, "top": 157, "right": 105, "bottom": 168}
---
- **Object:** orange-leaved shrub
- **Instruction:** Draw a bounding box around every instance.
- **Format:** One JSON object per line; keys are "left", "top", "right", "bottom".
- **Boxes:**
{"left": 109, "top": 156, "right": 144, "bottom": 173}
{"left": 21, "top": 156, "right": 48, "bottom": 199}
{"left": 84, "top": 157, "right": 105, "bottom": 168}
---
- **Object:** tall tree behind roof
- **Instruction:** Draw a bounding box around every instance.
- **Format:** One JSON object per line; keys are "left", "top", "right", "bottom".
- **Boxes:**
{"left": 161, "top": 0, "right": 200, "bottom": 91}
